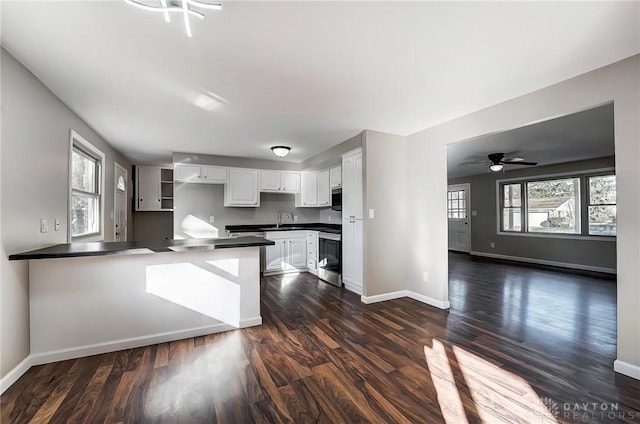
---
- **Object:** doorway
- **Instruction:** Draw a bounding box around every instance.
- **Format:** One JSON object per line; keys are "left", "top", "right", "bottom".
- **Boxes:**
{"left": 447, "top": 183, "right": 471, "bottom": 252}
{"left": 114, "top": 163, "right": 128, "bottom": 242}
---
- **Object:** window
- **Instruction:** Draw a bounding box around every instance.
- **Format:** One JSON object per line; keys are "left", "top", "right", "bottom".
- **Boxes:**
{"left": 588, "top": 175, "right": 616, "bottom": 236}
{"left": 70, "top": 131, "right": 104, "bottom": 240}
{"left": 447, "top": 189, "right": 467, "bottom": 219}
{"left": 499, "top": 171, "right": 615, "bottom": 238}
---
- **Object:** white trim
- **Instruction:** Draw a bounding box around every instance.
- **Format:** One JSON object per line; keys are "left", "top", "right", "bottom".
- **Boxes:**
{"left": 361, "top": 290, "right": 450, "bottom": 309}
{"left": 114, "top": 162, "right": 128, "bottom": 242}
{"left": 343, "top": 279, "right": 363, "bottom": 295}
{"left": 30, "top": 317, "right": 262, "bottom": 368}
{"left": 614, "top": 360, "right": 640, "bottom": 380}
{"left": 496, "top": 231, "right": 615, "bottom": 241}
{"left": 69, "top": 130, "right": 106, "bottom": 243}
{"left": 496, "top": 167, "right": 615, "bottom": 184}
{"left": 361, "top": 290, "right": 406, "bottom": 304}
{"left": 0, "top": 356, "right": 34, "bottom": 395}
{"left": 470, "top": 251, "right": 616, "bottom": 274}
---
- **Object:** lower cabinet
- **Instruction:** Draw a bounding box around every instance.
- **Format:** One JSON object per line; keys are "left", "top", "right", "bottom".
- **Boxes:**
{"left": 264, "top": 231, "right": 307, "bottom": 273}
{"left": 342, "top": 219, "right": 363, "bottom": 294}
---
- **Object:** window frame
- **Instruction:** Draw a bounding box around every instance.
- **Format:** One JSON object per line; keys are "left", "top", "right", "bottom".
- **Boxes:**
{"left": 68, "top": 130, "right": 105, "bottom": 242}
{"left": 586, "top": 172, "right": 617, "bottom": 236}
{"left": 496, "top": 167, "right": 615, "bottom": 241}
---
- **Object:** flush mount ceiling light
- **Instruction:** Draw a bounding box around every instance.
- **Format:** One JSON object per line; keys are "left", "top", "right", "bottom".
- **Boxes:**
{"left": 489, "top": 164, "right": 504, "bottom": 172}
{"left": 124, "top": 0, "right": 222, "bottom": 38}
{"left": 271, "top": 146, "right": 291, "bottom": 158}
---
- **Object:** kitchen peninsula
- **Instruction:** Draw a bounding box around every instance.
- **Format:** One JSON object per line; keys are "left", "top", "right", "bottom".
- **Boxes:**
{"left": 9, "top": 236, "right": 273, "bottom": 365}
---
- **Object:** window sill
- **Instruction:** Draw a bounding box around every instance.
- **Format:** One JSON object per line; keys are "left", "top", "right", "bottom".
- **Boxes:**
{"left": 497, "top": 231, "right": 616, "bottom": 242}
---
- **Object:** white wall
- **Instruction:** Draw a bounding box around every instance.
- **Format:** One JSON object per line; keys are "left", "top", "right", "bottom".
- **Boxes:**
{"left": 403, "top": 55, "right": 639, "bottom": 375}
{"left": 0, "top": 49, "right": 132, "bottom": 380}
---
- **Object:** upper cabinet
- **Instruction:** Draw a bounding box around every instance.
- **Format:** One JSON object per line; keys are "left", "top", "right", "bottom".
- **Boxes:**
{"left": 225, "top": 168, "right": 260, "bottom": 207}
{"left": 260, "top": 170, "right": 301, "bottom": 193}
{"left": 297, "top": 172, "right": 319, "bottom": 207}
{"left": 317, "top": 169, "right": 331, "bottom": 207}
{"left": 330, "top": 166, "right": 342, "bottom": 188}
{"left": 174, "top": 164, "right": 227, "bottom": 184}
{"left": 136, "top": 166, "right": 173, "bottom": 211}
{"left": 342, "top": 149, "right": 363, "bottom": 219}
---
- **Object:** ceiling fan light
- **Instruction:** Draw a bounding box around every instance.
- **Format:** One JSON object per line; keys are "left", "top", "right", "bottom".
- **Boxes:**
{"left": 490, "top": 164, "right": 504, "bottom": 172}
{"left": 271, "top": 146, "right": 291, "bottom": 158}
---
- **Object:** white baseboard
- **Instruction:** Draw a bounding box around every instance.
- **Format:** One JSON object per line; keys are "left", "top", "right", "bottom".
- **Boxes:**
{"left": 30, "top": 317, "right": 262, "bottom": 367}
{"left": 0, "top": 355, "right": 33, "bottom": 395}
{"left": 614, "top": 359, "right": 640, "bottom": 380}
{"left": 361, "top": 290, "right": 450, "bottom": 309}
{"left": 361, "top": 290, "right": 406, "bottom": 304}
{"left": 343, "top": 279, "right": 363, "bottom": 295}
{"left": 470, "top": 251, "right": 616, "bottom": 274}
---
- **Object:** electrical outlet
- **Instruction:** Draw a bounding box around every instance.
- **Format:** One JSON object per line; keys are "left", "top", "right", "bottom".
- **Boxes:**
{"left": 54, "top": 219, "right": 60, "bottom": 231}
{"left": 328, "top": 216, "right": 332, "bottom": 222}
{"left": 423, "top": 272, "right": 429, "bottom": 282}
{"left": 209, "top": 216, "right": 215, "bottom": 223}
{"left": 490, "top": 242, "right": 495, "bottom": 248}
{"left": 40, "top": 218, "right": 49, "bottom": 233}
{"left": 368, "top": 209, "right": 375, "bottom": 219}
{"left": 293, "top": 215, "right": 298, "bottom": 222}
{"left": 472, "top": 210, "right": 477, "bottom": 216}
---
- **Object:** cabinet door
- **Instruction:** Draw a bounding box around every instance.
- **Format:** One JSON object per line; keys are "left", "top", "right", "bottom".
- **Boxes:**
{"left": 260, "top": 170, "right": 281, "bottom": 191}
{"left": 317, "top": 169, "right": 331, "bottom": 207}
{"left": 342, "top": 219, "right": 363, "bottom": 287}
{"left": 265, "top": 240, "right": 286, "bottom": 271}
{"left": 136, "top": 166, "right": 161, "bottom": 211}
{"left": 287, "top": 238, "right": 307, "bottom": 269}
{"left": 300, "top": 172, "right": 318, "bottom": 206}
{"left": 226, "top": 169, "right": 259, "bottom": 206}
{"left": 330, "top": 166, "right": 342, "bottom": 188}
{"left": 342, "top": 152, "right": 363, "bottom": 219}
{"left": 174, "top": 165, "right": 201, "bottom": 182}
{"left": 201, "top": 166, "right": 227, "bottom": 183}
{"left": 281, "top": 172, "right": 301, "bottom": 193}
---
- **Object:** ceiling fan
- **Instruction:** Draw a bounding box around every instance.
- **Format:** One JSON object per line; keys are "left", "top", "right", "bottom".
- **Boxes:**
{"left": 487, "top": 152, "right": 537, "bottom": 172}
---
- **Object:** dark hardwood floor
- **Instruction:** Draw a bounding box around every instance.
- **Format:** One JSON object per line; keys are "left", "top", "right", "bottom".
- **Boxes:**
{"left": 2, "top": 253, "right": 639, "bottom": 423}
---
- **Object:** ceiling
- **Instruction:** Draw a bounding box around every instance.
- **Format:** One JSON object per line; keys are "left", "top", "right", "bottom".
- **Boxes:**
{"left": 1, "top": 1, "right": 638, "bottom": 165}
{"left": 447, "top": 103, "right": 615, "bottom": 179}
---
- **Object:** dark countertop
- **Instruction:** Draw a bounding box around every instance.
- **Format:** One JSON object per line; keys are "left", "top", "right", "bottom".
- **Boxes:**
{"left": 8, "top": 236, "right": 275, "bottom": 261}
{"left": 226, "top": 223, "right": 342, "bottom": 234}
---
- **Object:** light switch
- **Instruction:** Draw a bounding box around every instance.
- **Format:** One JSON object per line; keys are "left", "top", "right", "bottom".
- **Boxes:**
{"left": 209, "top": 216, "right": 215, "bottom": 223}
{"left": 40, "top": 218, "right": 49, "bottom": 233}
{"left": 368, "top": 209, "right": 375, "bottom": 219}
{"left": 294, "top": 215, "right": 298, "bottom": 222}
{"left": 472, "top": 210, "right": 477, "bottom": 216}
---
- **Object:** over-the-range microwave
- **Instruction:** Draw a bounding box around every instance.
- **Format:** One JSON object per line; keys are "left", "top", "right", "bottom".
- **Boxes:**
{"left": 331, "top": 188, "right": 342, "bottom": 211}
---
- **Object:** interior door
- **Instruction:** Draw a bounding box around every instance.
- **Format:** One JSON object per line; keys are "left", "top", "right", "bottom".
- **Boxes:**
{"left": 447, "top": 183, "right": 471, "bottom": 252}
{"left": 114, "top": 163, "right": 128, "bottom": 242}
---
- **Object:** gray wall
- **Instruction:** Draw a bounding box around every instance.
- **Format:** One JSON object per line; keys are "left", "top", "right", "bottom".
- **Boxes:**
{"left": 174, "top": 184, "right": 321, "bottom": 239}
{"left": 174, "top": 152, "right": 300, "bottom": 171}
{"left": 0, "top": 48, "right": 132, "bottom": 379}
{"left": 301, "top": 132, "right": 363, "bottom": 171}
{"left": 448, "top": 157, "right": 616, "bottom": 270}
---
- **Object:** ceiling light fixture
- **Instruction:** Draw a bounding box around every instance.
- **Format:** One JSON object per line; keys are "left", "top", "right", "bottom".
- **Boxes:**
{"left": 271, "top": 146, "right": 291, "bottom": 158}
{"left": 489, "top": 164, "right": 504, "bottom": 172}
{"left": 124, "top": 0, "right": 222, "bottom": 38}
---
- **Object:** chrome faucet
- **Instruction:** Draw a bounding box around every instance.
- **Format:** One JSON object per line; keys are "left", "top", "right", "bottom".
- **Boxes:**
{"left": 277, "top": 209, "right": 294, "bottom": 228}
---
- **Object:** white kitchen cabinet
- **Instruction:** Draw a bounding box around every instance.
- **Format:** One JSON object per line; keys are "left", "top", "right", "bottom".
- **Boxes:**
{"left": 306, "top": 231, "right": 319, "bottom": 271}
{"left": 297, "top": 172, "right": 319, "bottom": 207}
{"left": 174, "top": 164, "right": 201, "bottom": 182}
{"left": 260, "top": 170, "right": 301, "bottom": 193}
{"left": 317, "top": 169, "right": 331, "bottom": 207}
{"left": 201, "top": 165, "right": 227, "bottom": 183}
{"left": 330, "top": 166, "right": 342, "bottom": 188}
{"left": 174, "top": 164, "right": 227, "bottom": 183}
{"left": 342, "top": 150, "right": 363, "bottom": 219}
{"left": 264, "top": 231, "right": 307, "bottom": 273}
{"left": 342, "top": 218, "right": 363, "bottom": 294}
{"left": 136, "top": 166, "right": 173, "bottom": 211}
{"left": 225, "top": 168, "right": 260, "bottom": 207}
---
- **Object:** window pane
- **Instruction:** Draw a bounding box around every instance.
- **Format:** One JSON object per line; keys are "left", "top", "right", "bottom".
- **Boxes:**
{"left": 503, "top": 208, "right": 521, "bottom": 231}
{"left": 589, "top": 206, "right": 616, "bottom": 236}
{"left": 527, "top": 178, "right": 579, "bottom": 234}
{"left": 503, "top": 184, "right": 521, "bottom": 207}
{"left": 72, "top": 150, "right": 97, "bottom": 193}
{"left": 71, "top": 193, "right": 99, "bottom": 236}
{"left": 589, "top": 175, "right": 616, "bottom": 205}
